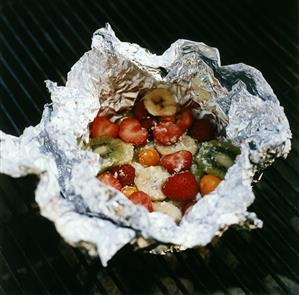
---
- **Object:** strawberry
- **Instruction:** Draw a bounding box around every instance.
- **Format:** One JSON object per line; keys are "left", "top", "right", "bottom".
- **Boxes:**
{"left": 189, "top": 118, "right": 215, "bottom": 142}
{"left": 128, "top": 191, "right": 153, "bottom": 212}
{"left": 177, "top": 108, "right": 193, "bottom": 131}
{"left": 134, "top": 100, "right": 149, "bottom": 121}
{"left": 153, "top": 122, "right": 183, "bottom": 146}
{"left": 90, "top": 116, "right": 119, "bottom": 138}
{"left": 160, "top": 151, "right": 192, "bottom": 173}
{"left": 110, "top": 164, "right": 135, "bottom": 186}
{"left": 159, "top": 115, "right": 176, "bottom": 123}
{"left": 119, "top": 117, "right": 148, "bottom": 145}
{"left": 141, "top": 117, "right": 156, "bottom": 141}
{"left": 162, "top": 171, "right": 198, "bottom": 201}
{"left": 97, "top": 171, "right": 122, "bottom": 191}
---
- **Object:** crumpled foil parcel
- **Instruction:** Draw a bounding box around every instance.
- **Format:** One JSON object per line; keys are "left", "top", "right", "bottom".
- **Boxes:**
{"left": 0, "top": 24, "right": 292, "bottom": 266}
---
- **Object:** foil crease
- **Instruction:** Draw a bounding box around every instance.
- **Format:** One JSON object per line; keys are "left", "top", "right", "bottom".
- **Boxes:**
{"left": 0, "top": 24, "right": 291, "bottom": 266}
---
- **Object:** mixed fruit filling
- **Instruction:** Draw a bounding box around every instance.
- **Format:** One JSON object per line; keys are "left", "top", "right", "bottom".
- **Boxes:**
{"left": 88, "top": 88, "right": 240, "bottom": 223}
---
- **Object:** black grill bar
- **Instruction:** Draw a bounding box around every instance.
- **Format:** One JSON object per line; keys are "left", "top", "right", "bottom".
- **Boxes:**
{"left": 0, "top": 180, "right": 67, "bottom": 294}
{"left": 108, "top": 1, "right": 153, "bottom": 50}
{"left": 208, "top": 245, "right": 252, "bottom": 294}
{"left": 0, "top": 74, "right": 35, "bottom": 125}
{"left": 174, "top": 253, "right": 211, "bottom": 294}
{"left": 8, "top": 5, "right": 66, "bottom": 83}
{"left": 231, "top": 231, "right": 290, "bottom": 294}
{"left": 3, "top": 227, "right": 51, "bottom": 295}
{"left": 221, "top": 237, "right": 270, "bottom": 294}
{"left": 1, "top": 15, "right": 48, "bottom": 83}
{"left": 33, "top": 1, "right": 79, "bottom": 59}
{"left": 242, "top": 1, "right": 299, "bottom": 49}
{"left": 5, "top": 174, "right": 115, "bottom": 295}
{"left": 0, "top": 53, "right": 42, "bottom": 114}
{"left": 0, "top": 100, "right": 21, "bottom": 135}
{"left": 122, "top": 1, "right": 169, "bottom": 50}
{"left": 264, "top": 174, "right": 299, "bottom": 220}
{"left": 155, "top": 255, "right": 192, "bottom": 295}
{"left": 187, "top": 251, "right": 233, "bottom": 294}
{"left": 0, "top": 23, "right": 47, "bottom": 103}
{"left": 61, "top": 0, "right": 93, "bottom": 37}
{"left": 46, "top": 2, "right": 89, "bottom": 51}
{"left": 0, "top": 250, "right": 25, "bottom": 295}
{"left": 234, "top": 2, "right": 299, "bottom": 65}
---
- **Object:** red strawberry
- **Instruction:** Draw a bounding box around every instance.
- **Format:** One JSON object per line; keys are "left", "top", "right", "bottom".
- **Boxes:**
{"left": 153, "top": 122, "right": 183, "bottom": 146}
{"left": 128, "top": 191, "right": 153, "bottom": 212}
{"left": 134, "top": 100, "right": 149, "bottom": 121}
{"left": 189, "top": 118, "right": 215, "bottom": 142}
{"left": 90, "top": 116, "right": 119, "bottom": 138}
{"left": 97, "top": 171, "right": 122, "bottom": 191}
{"left": 160, "top": 151, "right": 192, "bottom": 173}
{"left": 110, "top": 164, "right": 135, "bottom": 186}
{"left": 177, "top": 108, "right": 193, "bottom": 131}
{"left": 162, "top": 171, "right": 198, "bottom": 201}
{"left": 119, "top": 118, "right": 148, "bottom": 145}
{"left": 159, "top": 115, "right": 176, "bottom": 123}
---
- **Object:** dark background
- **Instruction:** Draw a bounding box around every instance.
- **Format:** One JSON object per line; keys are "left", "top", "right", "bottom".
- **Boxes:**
{"left": 1, "top": 0, "right": 299, "bottom": 294}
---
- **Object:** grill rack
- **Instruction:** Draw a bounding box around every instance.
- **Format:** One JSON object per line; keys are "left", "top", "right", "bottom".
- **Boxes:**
{"left": 1, "top": 0, "right": 299, "bottom": 294}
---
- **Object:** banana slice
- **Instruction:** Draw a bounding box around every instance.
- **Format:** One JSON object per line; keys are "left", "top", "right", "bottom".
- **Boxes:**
{"left": 118, "top": 142, "right": 134, "bottom": 165}
{"left": 152, "top": 201, "right": 182, "bottom": 223}
{"left": 133, "top": 162, "right": 170, "bottom": 201}
{"left": 155, "top": 134, "right": 198, "bottom": 155}
{"left": 143, "top": 88, "right": 176, "bottom": 116}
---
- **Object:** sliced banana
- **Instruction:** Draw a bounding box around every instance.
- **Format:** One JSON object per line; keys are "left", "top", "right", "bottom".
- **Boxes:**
{"left": 155, "top": 134, "right": 198, "bottom": 155}
{"left": 152, "top": 201, "right": 182, "bottom": 223}
{"left": 118, "top": 142, "right": 134, "bottom": 165}
{"left": 143, "top": 88, "right": 176, "bottom": 116}
{"left": 132, "top": 162, "right": 170, "bottom": 201}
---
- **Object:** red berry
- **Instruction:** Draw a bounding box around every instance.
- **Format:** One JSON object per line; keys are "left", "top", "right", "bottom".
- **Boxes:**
{"left": 110, "top": 164, "right": 135, "bottom": 186}
{"left": 162, "top": 171, "right": 198, "bottom": 201}
{"left": 153, "top": 122, "right": 183, "bottom": 146}
{"left": 134, "top": 100, "right": 149, "bottom": 121}
{"left": 90, "top": 116, "right": 119, "bottom": 138}
{"left": 128, "top": 191, "right": 153, "bottom": 212}
{"left": 159, "top": 115, "right": 176, "bottom": 123}
{"left": 161, "top": 151, "right": 192, "bottom": 173}
{"left": 119, "top": 118, "right": 148, "bottom": 145}
{"left": 189, "top": 118, "right": 215, "bottom": 142}
{"left": 177, "top": 108, "right": 193, "bottom": 131}
{"left": 97, "top": 171, "right": 122, "bottom": 191}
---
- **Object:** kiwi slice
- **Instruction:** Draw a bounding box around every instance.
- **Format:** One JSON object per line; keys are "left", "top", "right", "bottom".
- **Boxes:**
{"left": 194, "top": 140, "right": 240, "bottom": 179}
{"left": 191, "top": 162, "right": 204, "bottom": 181}
{"left": 89, "top": 135, "right": 134, "bottom": 173}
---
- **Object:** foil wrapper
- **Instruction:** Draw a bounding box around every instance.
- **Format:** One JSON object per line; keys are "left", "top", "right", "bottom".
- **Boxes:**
{"left": 0, "top": 24, "right": 291, "bottom": 266}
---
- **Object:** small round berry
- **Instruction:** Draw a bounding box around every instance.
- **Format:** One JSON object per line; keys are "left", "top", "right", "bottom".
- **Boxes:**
{"left": 138, "top": 147, "right": 160, "bottom": 167}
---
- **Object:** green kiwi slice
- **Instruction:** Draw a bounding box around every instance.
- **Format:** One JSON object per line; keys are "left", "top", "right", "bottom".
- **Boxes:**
{"left": 194, "top": 140, "right": 240, "bottom": 179}
{"left": 89, "top": 135, "right": 134, "bottom": 173}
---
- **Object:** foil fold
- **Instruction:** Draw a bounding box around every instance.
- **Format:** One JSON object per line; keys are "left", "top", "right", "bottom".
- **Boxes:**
{"left": 0, "top": 24, "right": 291, "bottom": 266}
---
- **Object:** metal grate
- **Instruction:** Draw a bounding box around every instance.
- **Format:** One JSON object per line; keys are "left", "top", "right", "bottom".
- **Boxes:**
{"left": 1, "top": 0, "right": 299, "bottom": 294}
